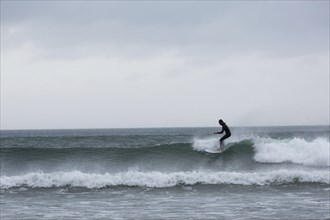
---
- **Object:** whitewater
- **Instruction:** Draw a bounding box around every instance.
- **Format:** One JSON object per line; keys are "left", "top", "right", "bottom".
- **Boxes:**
{"left": 1, "top": 169, "right": 329, "bottom": 189}
{"left": 1, "top": 126, "right": 329, "bottom": 219}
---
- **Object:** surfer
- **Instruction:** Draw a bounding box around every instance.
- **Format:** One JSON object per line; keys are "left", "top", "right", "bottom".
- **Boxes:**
{"left": 213, "top": 119, "right": 231, "bottom": 150}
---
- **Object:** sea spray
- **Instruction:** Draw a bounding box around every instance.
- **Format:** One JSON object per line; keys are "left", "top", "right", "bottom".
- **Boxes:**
{"left": 192, "top": 136, "right": 219, "bottom": 151}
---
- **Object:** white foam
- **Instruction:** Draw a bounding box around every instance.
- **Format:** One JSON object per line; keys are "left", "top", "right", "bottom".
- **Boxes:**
{"left": 253, "top": 137, "right": 330, "bottom": 166}
{"left": 192, "top": 137, "right": 219, "bottom": 151}
{"left": 191, "top": 135, "right": 251, "bottom": 151}
{"left": 1, "top": 169, "right": 329, "bottom": 189}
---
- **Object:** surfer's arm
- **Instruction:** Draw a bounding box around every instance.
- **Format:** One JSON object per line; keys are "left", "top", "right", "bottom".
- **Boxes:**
{"left": 213, "top": 128, "right": 224, "bottom": 134}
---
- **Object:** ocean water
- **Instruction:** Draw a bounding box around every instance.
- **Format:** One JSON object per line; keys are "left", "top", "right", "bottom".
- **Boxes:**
{"left": 0, "top": 126, "right": 329, "bottom": 219}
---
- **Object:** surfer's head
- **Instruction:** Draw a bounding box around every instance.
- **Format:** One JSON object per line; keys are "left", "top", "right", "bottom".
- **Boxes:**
{"left": 219, "top": 119, "right": 225, "bottom": 125}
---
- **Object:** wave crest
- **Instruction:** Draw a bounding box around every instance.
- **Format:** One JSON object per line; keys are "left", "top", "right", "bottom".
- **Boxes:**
{"left": 253, "top": 137, "right": 330, "bottom": 166}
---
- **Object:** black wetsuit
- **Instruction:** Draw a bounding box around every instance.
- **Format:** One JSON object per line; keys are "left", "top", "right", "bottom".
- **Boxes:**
{"left": 216, "top": 123, "right": 231, "bottom": 143}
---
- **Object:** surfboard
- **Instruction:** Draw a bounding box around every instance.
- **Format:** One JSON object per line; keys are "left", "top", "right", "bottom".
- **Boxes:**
{"left": 205, "top": 148, "right": 225, "bottom": 154}
{"left": 205, "top": 143, "right": 234, "bottom": 154}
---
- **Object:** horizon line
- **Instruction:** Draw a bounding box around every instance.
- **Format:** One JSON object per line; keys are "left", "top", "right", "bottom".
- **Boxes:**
{"left": 1, "top": 124, "right": 329, "bottom": 131}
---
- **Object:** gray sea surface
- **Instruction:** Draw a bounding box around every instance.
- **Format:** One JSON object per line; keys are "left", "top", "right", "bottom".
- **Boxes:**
{"left": 1, "top": 126, "right": 329, "bottom": 219}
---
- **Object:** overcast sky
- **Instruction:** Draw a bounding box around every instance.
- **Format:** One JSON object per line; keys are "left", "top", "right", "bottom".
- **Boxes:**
{"left": 1, "top": 1, "right": 329, "bottom": 129}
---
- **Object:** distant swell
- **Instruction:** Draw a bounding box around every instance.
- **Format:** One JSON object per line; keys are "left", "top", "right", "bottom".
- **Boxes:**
{"left": 1, "top": 170, "right": 329, "bottom": 189}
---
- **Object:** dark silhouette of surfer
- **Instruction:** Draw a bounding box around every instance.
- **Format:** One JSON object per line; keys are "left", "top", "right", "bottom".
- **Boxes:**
{"left": 213, "top": 119, "right": 231, "bottom": 150}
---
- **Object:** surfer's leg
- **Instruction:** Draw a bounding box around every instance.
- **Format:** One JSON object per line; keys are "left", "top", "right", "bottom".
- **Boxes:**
{"left": 219, "top": 140, "right": 225, "bottom": 150}
{"left": 219, "top": 138, "right": 225, "bottom": 150}
{"left": 220, "top": 134, "right": 231, "bottom": 150}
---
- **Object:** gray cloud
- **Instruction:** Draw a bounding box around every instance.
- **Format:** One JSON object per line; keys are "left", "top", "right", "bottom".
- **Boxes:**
{"left": 2, "top": 1, "right": 328, "bottom": 58}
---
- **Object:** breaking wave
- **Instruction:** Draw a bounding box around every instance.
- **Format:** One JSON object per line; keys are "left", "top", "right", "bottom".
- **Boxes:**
{"left": 193, "top": 136, "right": 330, "bottom": 167}
{"left": 1, "top": 169, "right": 329, "bottom": 189}
{"left": 253, "top": 137, "right": 329, "bottom": 166}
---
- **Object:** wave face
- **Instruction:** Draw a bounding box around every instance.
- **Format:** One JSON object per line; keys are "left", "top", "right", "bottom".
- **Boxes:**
{"left": 1, "top": 126, "right": 329, "bottom": 189}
